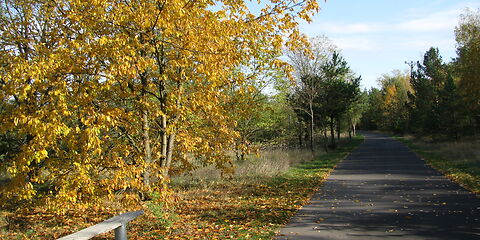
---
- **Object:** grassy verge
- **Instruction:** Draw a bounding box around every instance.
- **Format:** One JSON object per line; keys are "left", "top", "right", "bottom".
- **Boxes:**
{"left": 0, "top": 135, "right": 363, "bottom": 240}
{"left": 393, "top": 135, "right": 479, "bottom": 194}
{"left": 131, "top": 135, "right": 364, "bottom": 239}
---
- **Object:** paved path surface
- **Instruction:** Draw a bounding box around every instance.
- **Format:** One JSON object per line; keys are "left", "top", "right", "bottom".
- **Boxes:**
{"left": 276, "top": 132, "right": 479, "bottom": 240}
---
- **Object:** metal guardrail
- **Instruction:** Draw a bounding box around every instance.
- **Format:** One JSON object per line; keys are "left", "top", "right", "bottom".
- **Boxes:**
{"left": 57, "top": 210, "right": 144, "bottom": 240}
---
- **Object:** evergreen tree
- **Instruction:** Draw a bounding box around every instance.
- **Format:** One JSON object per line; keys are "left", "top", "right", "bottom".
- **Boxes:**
{"left": 319, "top": 54, "right": 360, "bottom": 148}
{"left": 438, "top": 74, "right": 461, "bottom": 139}
{"left": 409, "top": 47, "right": 448, "bottom": 135}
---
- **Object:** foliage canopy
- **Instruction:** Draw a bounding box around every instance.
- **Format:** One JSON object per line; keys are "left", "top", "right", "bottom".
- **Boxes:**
{"left": 0, "top": 0, "right": 319, "bottom": 211}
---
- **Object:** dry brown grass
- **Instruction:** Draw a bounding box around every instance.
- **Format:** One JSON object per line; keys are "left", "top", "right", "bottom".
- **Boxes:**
{"left": 234, "top": 148, "right": 324, "bottom": 177}
{"left": 403, "top": 135, "right": 480, "bottom": 164}
{"left": 171, "top": 147, "right": 326, "bottom": 186}
{"left": 427, "top": 141, "right": 479, "bottom": 162}
{"left": 396, "top": 135, "right": 480, "bottom": 193}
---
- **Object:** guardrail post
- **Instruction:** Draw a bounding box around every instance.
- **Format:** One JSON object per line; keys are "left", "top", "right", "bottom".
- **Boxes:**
{"left": 114, "top": 223, "right": 128, "bottom": 240}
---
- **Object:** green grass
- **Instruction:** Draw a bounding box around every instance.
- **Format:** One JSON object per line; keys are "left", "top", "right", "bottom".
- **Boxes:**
{"left": 393, "top": 136, "right": 479, "bottom": 194}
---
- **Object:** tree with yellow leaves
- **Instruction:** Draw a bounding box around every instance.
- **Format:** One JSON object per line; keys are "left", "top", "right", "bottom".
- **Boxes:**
{"left": 377, "top": 70, "right": 411, "bottom": 133}
{"left": 0, "top": 0, "right": 319, "bottom": 211}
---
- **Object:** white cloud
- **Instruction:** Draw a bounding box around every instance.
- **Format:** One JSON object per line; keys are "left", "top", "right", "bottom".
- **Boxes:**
{"left": 298, "top": 1, "right": 480, "bottom": 89}
{"left": 398, "top": 38, "right": 455, "bottom": 49}
{"left": 308, "top": 7, "right": 463, "bottom": 55}
{"left": 314, "top": 5, "right": 474, "bottom": 36}
{"left": 396, "top": 9, "right": 460, "bottom": 32}
{"left": 316, "top": 22, "right": 382, "bottom": 34}
{"left": 331, "top": 37, "right": 378, "bottom": 51}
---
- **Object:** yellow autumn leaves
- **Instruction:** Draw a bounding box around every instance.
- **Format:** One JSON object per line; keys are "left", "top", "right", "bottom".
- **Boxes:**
{"left": 0, "top": 0, "right": 318, "bottom": 212}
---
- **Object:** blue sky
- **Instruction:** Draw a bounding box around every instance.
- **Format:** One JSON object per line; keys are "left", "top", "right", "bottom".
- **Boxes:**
{"left": 297, "top": 0, "right": 480, "bottom": 89}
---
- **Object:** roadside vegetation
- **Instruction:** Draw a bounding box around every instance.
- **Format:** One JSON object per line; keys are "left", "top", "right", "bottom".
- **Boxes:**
{"left": 0, "top": 136, "right": 363, "bottom": 239}
{"left": 393, "top": 135, "right": 479, "bottom": 194}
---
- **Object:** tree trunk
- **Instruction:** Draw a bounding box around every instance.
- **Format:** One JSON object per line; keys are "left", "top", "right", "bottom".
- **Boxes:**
{"left": 298, "top": 123, "right": 303, "bottom": 147}
{"left": 309, "top": 102, "right": 314, "bottom": 153}
{"left": 323, "top": 130, "right": 328, "bottom": 152}
{"left": 142, "top": 110, "right": 152, "bottom": 187}
{"left": 161, "top": 115, "right": 168, "bottom": 164}
{"left": 304, "top": 128, "right": 309, "bottom": 143}
{"left": 453, "top": 113, "right": 459, "bottom": 141}
{"left": 336, "top": 118, "right": 340, "bottom": 143}
{"left": 164, "top": 133, "right": 175, "bottom": 174}
{"left": 140, "top": 71, "right": 153, "bottom": 187}
{"left": 330, "top": 117, "right": 335, "bottom": 147}
{"left": 162, "top": 80, "right": 183, "bottom": 177}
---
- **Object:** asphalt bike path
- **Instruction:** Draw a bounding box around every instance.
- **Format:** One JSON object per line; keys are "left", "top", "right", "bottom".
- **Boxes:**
{"left": 276, "top": 132, "right": 479, "bottom": 240}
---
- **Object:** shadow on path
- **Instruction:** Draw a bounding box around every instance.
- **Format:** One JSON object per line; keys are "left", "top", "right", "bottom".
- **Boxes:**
{"left": 276, "top": 132, "right": 479, "bottom": 240}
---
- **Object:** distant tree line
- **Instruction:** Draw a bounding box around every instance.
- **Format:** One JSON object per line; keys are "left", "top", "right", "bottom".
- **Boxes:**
{"left": 361, "top": 9, "right": 480, "bottom": 139}
{"left": 229, "top": 36, "right": 365, "bottom": 154}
